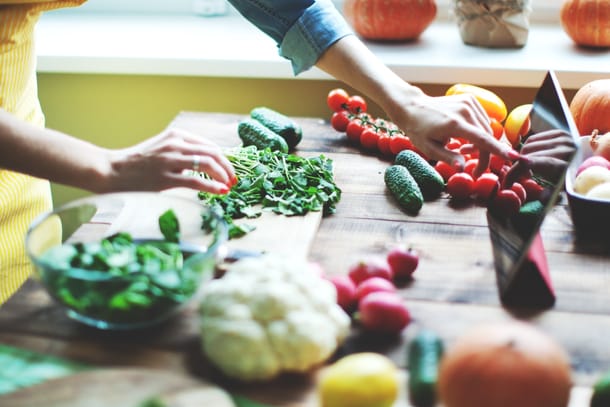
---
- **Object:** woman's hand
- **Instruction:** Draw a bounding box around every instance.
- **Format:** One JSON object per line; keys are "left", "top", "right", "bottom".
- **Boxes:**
{"left": 107, "top": 127, "right": 236, "bottom": 194}
{"left": 384, "top": 91, "right": 520, "bottom": 177}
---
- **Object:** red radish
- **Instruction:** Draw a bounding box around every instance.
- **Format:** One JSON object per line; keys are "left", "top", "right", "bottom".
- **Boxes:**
{"left": 576, "top": 155, "right": 610, "bottom": 176}
{"left": 386, "top": 246, "right": 419, "bottom": 280}
{"left": 355, "top": 277, "right": 396, "bottom": 301}
{"left": 358, "top": 291, "right": 411, "bottom": 334}
{"left": 348, "top": 257, "right": 393, "bottom": 285}
{"left": 328, "top": 275, "right": 357, "bottom": 312}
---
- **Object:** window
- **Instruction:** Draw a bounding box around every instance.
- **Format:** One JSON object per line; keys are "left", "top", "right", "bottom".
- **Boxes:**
{"left": 61, "top": 0, "right": 561, "bottom": 24}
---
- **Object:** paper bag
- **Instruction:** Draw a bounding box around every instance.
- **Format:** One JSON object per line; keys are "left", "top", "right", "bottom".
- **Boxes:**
{"left": 453, "top": 0, "right": 532, "bottom": 48}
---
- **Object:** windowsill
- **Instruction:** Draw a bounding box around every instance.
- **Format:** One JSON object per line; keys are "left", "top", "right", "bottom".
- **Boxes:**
{"left": 36, "top": 11, "right": 609, "bottom": 89}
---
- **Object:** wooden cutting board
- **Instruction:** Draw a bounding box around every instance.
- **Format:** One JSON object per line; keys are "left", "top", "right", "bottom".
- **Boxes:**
{"left": 0, "top": 368, "right": 235, "bottom": 407}
{"left": 165, "top": 188, "right": 323, "bottom": 260}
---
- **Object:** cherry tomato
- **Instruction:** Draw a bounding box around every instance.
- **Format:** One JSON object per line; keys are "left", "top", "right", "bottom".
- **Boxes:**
{"left": 463, "top": 158, "right": 479, "bottom": 177}
{"left": 434, "top": 160, "right": 457, "bottom": 182}
{"left": 446, "top": 172, "right": 475, "bottom": 200}
{"left": 509, "top": 182, "right": 527, "bottom": 204}
{"left": 445, "top": 138, "right": 462, "bottom": 150}
{"left": 347, "top": 95, "right": 367, "bottom": 114}
{"left": 490, "top": 189, "right": 522, "bottom": 217}
{"left": 389, "top": 134, "right": 413, "bottom": 155}
{"left": 521, "top": 178, "right": 544, "bottom": 202}
{"left": 489, "top": 154, "right": 507, "bottom": 174}
{"left": 346, "top": 119, "right": 366, "bottom": 144}
{"left": 327, "top": 88, "right": 350, "bottom": 112}
{"left": 473, "top": 172, "right": 500, "bottom": 202}
{"left": 330, "top": 110, "right": 351, "bottom": 132}
{"left": 377, "top": 133, "right": 393, "bottom": 156}
{"left": 360, "top": 127, "right": 381, "bottom": 150}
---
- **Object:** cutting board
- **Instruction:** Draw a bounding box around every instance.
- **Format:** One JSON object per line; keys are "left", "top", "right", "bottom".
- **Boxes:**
{"left": 0, "top": 368, "right": 235, "bottom": 407}
{"left": 164, "top": 188, "right": 323, "bottom": 260}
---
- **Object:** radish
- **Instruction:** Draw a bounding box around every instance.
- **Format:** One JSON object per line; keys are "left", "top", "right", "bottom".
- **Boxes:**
{"left": 355, "top": 277, "right": 396, "bottom": 302}
{"left": 358, "top": 291, "right": 410, "bottom": 334}
{"left": 348, "top": 257, "right": 393, "bottom": 285}
{"left": 328, "top": 275, "right": 357, "bottom": 313}
{"left": 386, "top": 246, "right": 419, "bottom": 280}
{"left": 576, "top": 155, "right": 610, "bottom": 177}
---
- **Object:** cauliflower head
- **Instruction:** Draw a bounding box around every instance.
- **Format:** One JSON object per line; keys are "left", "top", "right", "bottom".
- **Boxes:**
{"left": 198, "top": 254, "right": 350, "bottom": 381}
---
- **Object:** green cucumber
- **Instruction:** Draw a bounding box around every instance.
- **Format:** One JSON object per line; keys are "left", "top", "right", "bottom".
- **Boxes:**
{"left": 237, "top": 118, "right": 289, "bottom": 153}
{"left": 250, "top": 106, "right": 303, "bottom": 150}
{"left": 384, "top": 165, "right": 424, "bottom": 214}
{"left": 407, "top": 330, "right": 444, "bottom": 407}
{"left": 394, "top": 150, "right": 444, "bottom": 200}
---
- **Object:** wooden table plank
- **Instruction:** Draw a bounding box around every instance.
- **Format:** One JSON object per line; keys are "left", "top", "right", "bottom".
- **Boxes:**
{"left": 2, "top": 111, "right": 610, "bottom": 407}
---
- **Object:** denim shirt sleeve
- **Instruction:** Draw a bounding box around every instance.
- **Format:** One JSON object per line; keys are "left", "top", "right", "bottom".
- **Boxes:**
{"left": 227, "top": 0, "right": 354, "bottom": 75}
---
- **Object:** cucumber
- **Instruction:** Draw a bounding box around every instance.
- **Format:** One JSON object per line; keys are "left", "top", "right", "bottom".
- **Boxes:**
{"left": 407, "top": 330, "right": 444, "bottom": 407}
{"left": 384, "top": 165, "right": 424, "bottom": 214}
{"left": 394, "top": 150, "right": 444, "bottom": 200}
{"left": 591, "top": 370, "right": 610, "bottom": 407}
{"left": 237, "top": 118, "right": 289, "bottom": 153}
{"left": 250, "top": 106, "right": 303, "bottom": 150}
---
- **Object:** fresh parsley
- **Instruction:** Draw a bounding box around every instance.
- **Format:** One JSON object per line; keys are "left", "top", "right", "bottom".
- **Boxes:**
{"left": 197, "top": 146, "right": 341, "bottom": 239}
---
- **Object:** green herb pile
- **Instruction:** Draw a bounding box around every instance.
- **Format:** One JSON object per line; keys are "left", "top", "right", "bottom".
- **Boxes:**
{"left": 38, "top": 210, "right": 213, "bottom": 327}
{"left": 198, "top": 146, "right": 342, "bottom": 239}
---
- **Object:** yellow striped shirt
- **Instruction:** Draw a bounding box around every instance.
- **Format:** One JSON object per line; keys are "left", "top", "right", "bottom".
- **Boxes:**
{"left": 0, "top": 0, "right": 85, "bottom": 304}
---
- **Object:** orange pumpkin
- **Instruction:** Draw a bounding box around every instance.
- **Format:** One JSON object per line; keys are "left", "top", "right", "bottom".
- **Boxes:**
{"left": 438, "top": 321, "right": 572, "bottom": 407}
{"left": 343, "top": 0, "right": 437, "bottom": 41}
{"left": 569, "top": 79, "right": 610, "bottom": 136}
{"left": 560, "top": 0, "right": 610, "bottom": 48}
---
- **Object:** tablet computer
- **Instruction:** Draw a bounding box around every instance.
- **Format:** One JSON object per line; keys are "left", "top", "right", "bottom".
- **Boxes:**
{"left": 487, "top": 70, "right": 579, "bottom": 308}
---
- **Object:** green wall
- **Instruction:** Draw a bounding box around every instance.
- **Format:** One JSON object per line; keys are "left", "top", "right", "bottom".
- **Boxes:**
{"left": 38, "top": 73, "right": 573, "bottom": 206}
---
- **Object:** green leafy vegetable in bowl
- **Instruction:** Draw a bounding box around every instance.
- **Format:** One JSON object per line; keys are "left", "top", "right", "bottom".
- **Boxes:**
{"left": 27, "top": 193, "right": 227, "bottom": 330}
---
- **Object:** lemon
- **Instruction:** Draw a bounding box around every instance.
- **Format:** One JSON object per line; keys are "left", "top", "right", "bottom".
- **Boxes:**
{"left": 318, "top": 352, "right": 399, "bottom": 407}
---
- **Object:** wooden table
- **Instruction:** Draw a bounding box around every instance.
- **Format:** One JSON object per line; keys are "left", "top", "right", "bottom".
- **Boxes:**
{"left": 1, "top": 112, "right": 609, "bottom": 406}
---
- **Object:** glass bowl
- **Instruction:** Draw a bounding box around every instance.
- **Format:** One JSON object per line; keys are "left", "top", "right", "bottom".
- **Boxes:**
{"left": 25, "top": 192, "right": 227, "bottom": 330}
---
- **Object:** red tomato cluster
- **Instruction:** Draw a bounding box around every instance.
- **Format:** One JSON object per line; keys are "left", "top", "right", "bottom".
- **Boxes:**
{"left": 328, "top": 246, "right": 418, "bottom": 335}
{"left": 327, "top": 88, "right": 420, "bottom": 158}
{"left": 438, "top": 137, "right": 545, "bottom": 216}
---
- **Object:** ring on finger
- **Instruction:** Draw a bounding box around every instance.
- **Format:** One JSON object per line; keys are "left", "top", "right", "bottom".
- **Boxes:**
{"left": 192, "top": 155, "right": 201, "bottom": 172}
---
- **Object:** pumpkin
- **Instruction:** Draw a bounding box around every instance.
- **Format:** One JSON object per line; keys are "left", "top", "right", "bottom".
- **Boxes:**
{"left": 560, "top": 0, "right": 610, "bottom": 48}
{"left": 438, "top": 321, "right": 572, "bottom": 407}
{"left": 343, "top": 0, "right": 437, "bottom": 41}
{"left": 569, "top": 79, "right": 610, "bottom": 136}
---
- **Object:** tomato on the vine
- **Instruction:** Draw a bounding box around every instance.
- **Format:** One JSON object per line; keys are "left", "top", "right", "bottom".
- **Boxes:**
{"left": 473, "top": 172, "right": 500, "bottom": 201}
{"left": 360, "top": 127, "right": 381, "bottom": 150}
{"left": 434, "top": 160, "right": 457, "bottom": 182}
{"left": 389, "top": 134, "right": 413, "bottom": 155}
{"left": 327, "top": 88, "right": 350, "bottom": 112}
{"left": 446, "top": 172, "right": 475, "bottom": 200}
{"left": 346, "top": 119, "right": 367, "bottom": 144}
{"left": 377, "top": 133, "right": 393, "bottom": 156}
{"left": 330, "top": 111, "right": 351, "bottom": 132}
{"left": 347, "top": 95, "right": 367, "bottom": 114}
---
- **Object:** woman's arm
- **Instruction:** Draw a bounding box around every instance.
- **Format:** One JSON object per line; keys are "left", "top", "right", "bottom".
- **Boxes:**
{"left": 0, "top": 109, "right": 235, "bottom": 194}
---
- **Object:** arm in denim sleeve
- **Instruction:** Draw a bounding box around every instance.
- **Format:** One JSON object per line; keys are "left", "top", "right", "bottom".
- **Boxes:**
{"left": 227, "top": 0, "right": 353, "bottom": 75}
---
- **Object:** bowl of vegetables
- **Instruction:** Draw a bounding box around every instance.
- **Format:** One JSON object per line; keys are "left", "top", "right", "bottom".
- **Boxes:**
{"left": 565, "top": 132, "right": 610, "bottom": 239}
{"left": 25, "top": 192, "right": 227, "bottom": 330}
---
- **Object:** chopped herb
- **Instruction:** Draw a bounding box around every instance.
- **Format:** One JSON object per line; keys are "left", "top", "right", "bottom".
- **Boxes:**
{"left": 197, "top": 146, "right": 341, "bottom": 238}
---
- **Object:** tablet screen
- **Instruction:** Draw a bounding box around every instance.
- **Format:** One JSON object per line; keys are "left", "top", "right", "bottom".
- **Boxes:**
{"left": 487, "top": 70, "right": 579, "bottom": 303}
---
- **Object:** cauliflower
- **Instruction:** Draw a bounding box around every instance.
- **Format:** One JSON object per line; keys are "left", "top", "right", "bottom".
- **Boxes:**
{"left": 198, "top": 254, "right": 351, "bottom": 381}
